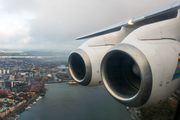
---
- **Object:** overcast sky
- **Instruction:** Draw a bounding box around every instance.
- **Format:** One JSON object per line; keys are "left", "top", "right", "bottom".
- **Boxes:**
{"left": 0, "top": 0, "right": 177, "bottom": 53}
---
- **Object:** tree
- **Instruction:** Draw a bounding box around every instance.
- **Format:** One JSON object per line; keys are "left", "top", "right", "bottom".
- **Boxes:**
{"left": 0, "top": 102, "right": 3, "bottom": 107}
{"left": 12, "top": 94, "right": 17, "bottom": 100}
{"left": 11, "top": 113, "right": 16, "bottom": 117}
{"left": 140, "top": 101, "right": 175, "bottom": 120}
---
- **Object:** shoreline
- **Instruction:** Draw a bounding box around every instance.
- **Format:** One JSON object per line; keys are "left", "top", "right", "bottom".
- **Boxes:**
{"left": 5, "top": 89, "right": 47, "bottom": 120}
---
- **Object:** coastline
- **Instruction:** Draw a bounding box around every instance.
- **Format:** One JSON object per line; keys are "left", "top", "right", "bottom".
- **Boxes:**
{"left": 5, "top": 89, "right": 47, "bottom": 120}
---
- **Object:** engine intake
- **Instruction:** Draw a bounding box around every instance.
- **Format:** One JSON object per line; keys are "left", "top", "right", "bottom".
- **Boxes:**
{"left": 101, "top": 43, "right": 152, "bottom": 107}
{"left": 68, "top": 49, "right": 92, "bottom": 86}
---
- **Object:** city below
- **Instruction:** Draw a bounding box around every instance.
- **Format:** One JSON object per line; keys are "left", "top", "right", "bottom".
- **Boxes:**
{"left": 0, "top": 52, "right": 74, "bottom": 120}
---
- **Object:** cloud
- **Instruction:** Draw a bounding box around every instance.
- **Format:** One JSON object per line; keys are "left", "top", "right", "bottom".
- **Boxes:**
{"left": 0, "top": 0, "right": 177, "bottom": 51}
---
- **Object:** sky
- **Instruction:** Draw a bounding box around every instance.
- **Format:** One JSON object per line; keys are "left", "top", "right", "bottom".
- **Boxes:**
{"left": 0, "top": 0, "right": 178, "bottom": 53}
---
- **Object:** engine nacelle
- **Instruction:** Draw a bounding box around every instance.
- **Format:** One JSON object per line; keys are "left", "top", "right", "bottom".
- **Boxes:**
{"left": 101, "top": 18, "right": 180, "bottom": 107}
{"left": 68, "top": 31, "right": 123, "bottom": 86}
{"left": 68, "top": 45, "right": 111, "bottom": 86}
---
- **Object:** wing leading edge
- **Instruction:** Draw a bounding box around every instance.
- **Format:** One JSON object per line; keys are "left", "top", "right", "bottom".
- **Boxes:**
{"left": 76, "top": 1, "right": 180, "bottom": 40}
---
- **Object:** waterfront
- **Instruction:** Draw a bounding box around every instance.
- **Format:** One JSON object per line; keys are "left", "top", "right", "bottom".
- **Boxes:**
{"left": 18, "top": 83, "right": 132, "bottom": 120}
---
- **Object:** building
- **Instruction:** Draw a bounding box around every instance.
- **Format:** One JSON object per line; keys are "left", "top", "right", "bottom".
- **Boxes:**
{"left": 9, "top": 75, "right": 15, "bottom": 81}
{"left": 57, "top": 65, "right": 68, "bottom": 73}
{"left": 0, "top": 90, "right": 8, "bottom": 94}
{"left": 30, "top": 85, "right": 42, "bottom": 92}
{"left": 6, "top": 70, "right": 9, "bottom": 74}
{"left": 0, "top": 80, "right": 5, "bottom": 89}
{"left": 5, "top": 80, "right": 14, "bottom": 88}
{"left": 0, "top": 99, "right": 26, "bottom": 118}
{"left": 0, "top": 107, "right": 9, "bottom": 118}
{"left": 18, "top": 92, "right": 35, "bottom": 99}
{"left": 3, "top": 70, "right": 5, "bottom": 74}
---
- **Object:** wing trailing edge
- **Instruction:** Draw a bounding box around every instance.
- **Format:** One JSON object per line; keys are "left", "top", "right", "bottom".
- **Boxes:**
{"left": 76, "top": 1, "right": 180, "bottom": 40}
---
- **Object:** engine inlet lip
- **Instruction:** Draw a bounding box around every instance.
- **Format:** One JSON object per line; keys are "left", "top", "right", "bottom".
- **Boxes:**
{"left": 68, "top": 49, "right": 92, "bottom": 86}
{"left": 101, "top": 43, "right": 152, "bottom": 107}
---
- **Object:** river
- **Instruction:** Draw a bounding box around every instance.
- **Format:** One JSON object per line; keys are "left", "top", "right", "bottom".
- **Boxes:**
{"left": 18, "top": 83, "right": 132, "bottom": 120}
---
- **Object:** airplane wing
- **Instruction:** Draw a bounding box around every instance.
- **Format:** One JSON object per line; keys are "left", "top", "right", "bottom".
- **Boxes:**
{"left": 76, "top": 1, "right": 180, "bottom": 40}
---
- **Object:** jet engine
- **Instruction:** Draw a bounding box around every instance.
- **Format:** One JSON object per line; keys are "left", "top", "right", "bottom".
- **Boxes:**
{"left": 101, "top": 18, "right": 180, "bottom": 107}
{"left": 68, "top": 44, "right": 110, "bottom": 86}
{"left": 68, "top": 1, "right": 180, "bottom": 107}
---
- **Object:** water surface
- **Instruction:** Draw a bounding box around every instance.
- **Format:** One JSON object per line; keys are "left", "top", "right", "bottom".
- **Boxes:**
{"left": 18, "top": 83, "right": 131, "bottom": 120}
